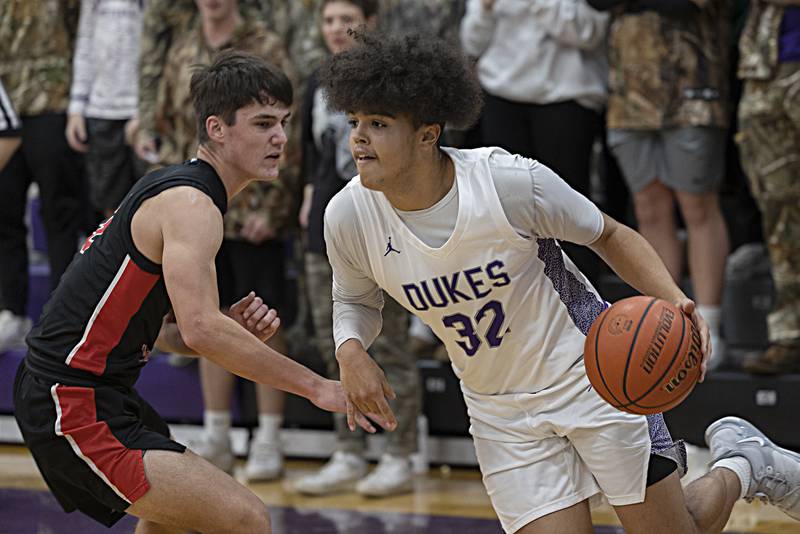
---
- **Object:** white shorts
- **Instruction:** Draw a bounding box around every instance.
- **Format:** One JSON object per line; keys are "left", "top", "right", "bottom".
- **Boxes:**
{"left": 463, "top": 359, "right": 655, "bottom": 533}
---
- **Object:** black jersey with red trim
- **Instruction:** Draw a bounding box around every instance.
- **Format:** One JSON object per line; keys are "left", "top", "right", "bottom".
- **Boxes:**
{"left": 25, "top": 159, "right": 228, "bottom": 387}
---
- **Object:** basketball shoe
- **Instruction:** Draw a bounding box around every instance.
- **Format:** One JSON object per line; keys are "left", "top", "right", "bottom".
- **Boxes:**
{"left": 293, "top": 451, "right": 367, "bottom": 495}
{"left": 355, "top": 453, "right": 413, "bottom": 497}
{"left": 706, "top": 416, "right": 800, "bottom": 520}
{"left": 244, "top": 438, "right": 283, "bottom": 481}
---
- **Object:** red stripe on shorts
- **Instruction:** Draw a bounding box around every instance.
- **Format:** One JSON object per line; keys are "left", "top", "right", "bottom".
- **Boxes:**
{"left": 52, "top": 384, "right": 149, "bottom": 504}
{"left": 66, "top": 255, "right": 159, "bottom": 375}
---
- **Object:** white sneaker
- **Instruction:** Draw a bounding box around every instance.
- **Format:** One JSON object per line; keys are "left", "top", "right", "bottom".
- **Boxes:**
{"left": 356, "top": 453, "right": 413, "bottom": 497}
{"left": 0, "top": 311, "right": 31, "bottom": 352}
{"left": 191, "top": 435, "right": 234, "bottom": 474}
{"left": 706, "top": 416, "right": 800, "bottom": 520}
{"left": 293, "top": 451, "right": 367, "bottom": 495}
{"left": 244, "top": 439, "right": 283, "bottom": 482}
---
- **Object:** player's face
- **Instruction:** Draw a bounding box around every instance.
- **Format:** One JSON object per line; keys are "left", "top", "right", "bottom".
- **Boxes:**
{"left": 321, "top": 2, "right": 367, "bottom": 55}
{"left": 195, "top": 0, "right": 237, "bottom": 22}
{"left": 221, "top": 100, "right": 290, "bottom": 182}
{"left": 347, "top": 112, "right": 419, "bottom": 191}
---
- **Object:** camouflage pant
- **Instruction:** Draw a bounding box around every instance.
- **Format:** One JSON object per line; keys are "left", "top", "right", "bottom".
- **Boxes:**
{"left": 737, "top": 62, "right": 800, "bottom": 343}
{"left": 305, "top": 252, "right": 421, "bottom": 455}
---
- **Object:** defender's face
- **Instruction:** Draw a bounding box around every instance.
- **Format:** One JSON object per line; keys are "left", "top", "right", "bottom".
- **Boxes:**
{"left": 347, "top": 112, "right": 418, "bottom": 191}
{"left": 321, "top": 1, "right": 367, "bottom": 55}
{"left": 222, "top": 100, "right": 290, "bottom": 182}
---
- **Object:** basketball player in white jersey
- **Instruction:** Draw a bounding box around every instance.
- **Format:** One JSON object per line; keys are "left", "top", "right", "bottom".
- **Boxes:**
{"left": 320, "top": 31, "right": 800, "bottom": 533}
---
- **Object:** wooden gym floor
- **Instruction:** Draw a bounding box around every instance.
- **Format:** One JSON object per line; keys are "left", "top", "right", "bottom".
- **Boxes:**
{"left": 0, "top": 444, "right": 798, "bottom": 533}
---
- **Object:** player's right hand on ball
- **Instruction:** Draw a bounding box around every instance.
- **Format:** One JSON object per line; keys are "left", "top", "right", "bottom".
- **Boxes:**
{"left": 337, "top": 344, "right": 398, "bottom": 433}
{"left": 674, "top": 297, "right": 710, "bottom": 382}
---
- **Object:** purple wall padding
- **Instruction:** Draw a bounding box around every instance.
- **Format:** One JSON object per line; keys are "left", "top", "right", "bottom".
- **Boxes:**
{"left": 0, "top": 350, "right": 24, "bottom": 412}
{"left": 26, "top": 262, "right": 50, "bottom": 323}
{"left": 0, "top": 350, "right": 244, "bottom": 425}
{"left": 135, "top": 355, "right": 245, "bottom": 424}
{"left": 135, "top": 355, "right": 206, "bottom": 423}
{"left": 29, "top": 196, "right": 47, "bottom": 254}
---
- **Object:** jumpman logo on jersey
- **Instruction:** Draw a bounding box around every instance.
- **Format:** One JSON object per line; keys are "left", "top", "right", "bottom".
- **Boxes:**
{"left": 384, "top": 236, "right": 401, "bottom": 256}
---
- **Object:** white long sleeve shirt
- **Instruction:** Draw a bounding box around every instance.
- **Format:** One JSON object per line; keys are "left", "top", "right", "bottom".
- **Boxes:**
{"left": 68, "top": 0, "right": 143, "bottom": 119}
{"left": 460, "top": 0, "right": 610, "bottom": 110}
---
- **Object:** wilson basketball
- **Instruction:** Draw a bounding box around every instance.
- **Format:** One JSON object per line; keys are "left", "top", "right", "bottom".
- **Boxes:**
{"left": 584, "top": 296, "right": 702, "bottom": 415}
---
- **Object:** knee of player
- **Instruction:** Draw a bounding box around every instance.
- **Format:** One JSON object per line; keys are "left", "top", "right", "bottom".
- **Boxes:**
{"left": 227, "top": 498, "right": 271, "bottom": 533}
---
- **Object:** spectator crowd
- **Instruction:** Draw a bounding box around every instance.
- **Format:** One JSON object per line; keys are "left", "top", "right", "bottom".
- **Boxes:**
{"left": 0, "top": 0, "right": 798, "bottom": 497}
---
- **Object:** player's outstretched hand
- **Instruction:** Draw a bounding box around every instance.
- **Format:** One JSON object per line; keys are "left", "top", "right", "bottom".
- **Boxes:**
{"left": 674, "top": 297, "right": 710, "bottom": 382}
{"left": 227, "top": 291, "right": 280, "bottom": 343}
{"left": 312, "top": 379, "right": 377, "bottom": 433}
{"left": 338, "top": 346, "right": 397, "bottom": 433}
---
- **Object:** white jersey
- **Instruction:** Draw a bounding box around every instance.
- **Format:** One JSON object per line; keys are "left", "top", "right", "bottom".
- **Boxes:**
{"left": 326, "top": 147, "right": 606, "bottom": 395}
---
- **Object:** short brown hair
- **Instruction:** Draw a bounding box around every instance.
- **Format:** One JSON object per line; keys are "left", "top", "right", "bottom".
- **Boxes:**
{"left": 190, "top": 50, "right": 293, "bottom": 144}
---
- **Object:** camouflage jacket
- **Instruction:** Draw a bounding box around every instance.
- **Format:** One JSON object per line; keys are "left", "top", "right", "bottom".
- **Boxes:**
{"left": 739, "top": 1, "right": 800, "bottom": 80}
{"left": 607, "top": 1, "right": 730, "bottom": 130}
{"left": 258, "top": 0, "right": 325, "bottom": 209}
{"left": 138, "top": 0, "right": 263, "bottom": 137}
{"left": 157, "top": 17, "right": 294, "bottom": 239}
{"left": 269, "top": 0, "right": 327, "bottom": 84}
{"left": 0, "top": 0, "right": 80, "bottom": 116}
{"left": 378, "top": 0, "right": 467, "bottom": 45}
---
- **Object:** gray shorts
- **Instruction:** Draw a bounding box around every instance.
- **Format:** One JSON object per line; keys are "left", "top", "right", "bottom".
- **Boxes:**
{"left": 607, "top": 127, "right": 726, "bottom": 194}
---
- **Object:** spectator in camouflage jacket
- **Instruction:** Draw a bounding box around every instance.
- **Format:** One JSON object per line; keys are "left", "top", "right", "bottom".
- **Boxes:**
{"left": 737, "top": 1, "right": 800, "bottom": 374}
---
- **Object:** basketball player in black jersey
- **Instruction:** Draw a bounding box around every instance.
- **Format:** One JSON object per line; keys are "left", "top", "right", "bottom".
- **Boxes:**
{"left": 12, "top": 51, "right": 386, "bottom": 533}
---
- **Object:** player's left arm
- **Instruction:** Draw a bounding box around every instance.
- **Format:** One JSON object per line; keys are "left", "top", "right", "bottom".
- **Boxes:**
{"left": 523, "top": 159, "right": 710, "bottom": 378}
{"left": 589, "top": 214, "right": 686, "bottom": 305}
{"left": 588, "top": 214, "right": 711, "bottom": 379}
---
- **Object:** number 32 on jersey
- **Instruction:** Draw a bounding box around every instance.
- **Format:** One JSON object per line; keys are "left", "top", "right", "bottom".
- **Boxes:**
{"left": 443, "top": 300, "right": 507, "bottom": 357}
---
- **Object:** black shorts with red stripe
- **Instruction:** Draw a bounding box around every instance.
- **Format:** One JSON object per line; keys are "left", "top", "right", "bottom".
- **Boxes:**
{"left": 13, "top": 359, "right": 186, "bottom": 527}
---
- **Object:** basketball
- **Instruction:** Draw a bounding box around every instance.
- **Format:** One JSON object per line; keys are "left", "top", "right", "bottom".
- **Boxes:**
{"left": 584, "top": 296, "right": 702, "bottom": 415}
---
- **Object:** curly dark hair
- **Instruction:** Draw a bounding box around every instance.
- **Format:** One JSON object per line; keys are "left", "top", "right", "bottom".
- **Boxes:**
{"left": 319, "top": 31, "right": 483, "bottom": 130}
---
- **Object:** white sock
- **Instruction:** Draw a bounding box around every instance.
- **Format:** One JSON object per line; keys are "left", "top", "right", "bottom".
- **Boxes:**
{"left": 713, "top": 457, "right": 752, "bottom": 499}
{"left": 254, "top": 414, "right": 282, "bottom": 444}
{"left": 697, "top": 305, "right": 722, "bottom": 339}
{"left": 204, "top": 410, "right": 231, "bottom": 441}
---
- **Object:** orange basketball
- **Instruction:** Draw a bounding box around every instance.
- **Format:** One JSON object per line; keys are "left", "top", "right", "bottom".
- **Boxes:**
{"left": 584, "top": 296, "right": 702, "bottom": 415}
